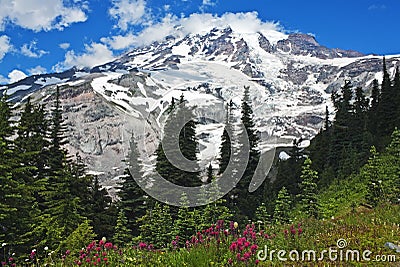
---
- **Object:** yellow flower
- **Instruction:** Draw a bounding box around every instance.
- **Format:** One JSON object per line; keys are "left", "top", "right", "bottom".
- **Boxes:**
{"left": 234, "top": 222, "right": 238, "bottom": 229}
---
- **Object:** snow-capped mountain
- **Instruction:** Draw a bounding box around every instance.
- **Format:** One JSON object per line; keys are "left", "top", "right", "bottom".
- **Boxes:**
{"left": 2, "top": 26, "right": 400, "bottom": 187}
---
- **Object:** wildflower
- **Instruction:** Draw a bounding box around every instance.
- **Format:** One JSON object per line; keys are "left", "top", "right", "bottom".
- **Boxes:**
{"left": 139, "top": 242, "right": 147, "bottom": 250}
{"left": 243, "top": 252, "right": 251, "bottom": 260}
{"left": 44, "top": 246, "right": 49, "bottom": 251}
{"left": 250, "top": 244, "right": 258, "bottom": 252}
{"left": 298, "top": 227, "right": 303, "bottom": 236}
{"left": 233, "top": 222, "right": 238, "bottom": 229}
{"left": 255, "top": 259, "right": 260, "bottom": 265}
{"left": 8, "top": 258, "right": 13, "bottom": 262}
{"left": 284, "top": 229, "right": 288, "bottom": 238}
{"left": 1, "top": 243, "right": 6, "bottom": 247}
{"left": 102, "top": 237, "right": 107, "bottom": 242}
{"left": 228, "top": 258, "right": 233, "bottom": 264}
{"left": 30, "top": 250, "right": 36, "bottom": 259}
{"left": 104, "top": 242, "right": 113, "bottom": 250}
{"left": 291, "top": 227, "right": 296, "bottom": 235}
{"left": 1, "top": 262, "right": 5, "bottom": 266}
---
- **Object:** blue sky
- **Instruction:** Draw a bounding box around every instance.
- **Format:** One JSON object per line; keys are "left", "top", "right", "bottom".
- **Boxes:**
{"left": 0, "top": 0, "right": 398, "bottom": 84}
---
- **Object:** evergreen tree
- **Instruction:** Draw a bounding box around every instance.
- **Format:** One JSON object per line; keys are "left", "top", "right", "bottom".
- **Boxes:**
{"left": 274, "top": 186, "right": 291, "bottom": 224}
{"left": 393, "top": 67, "right": 400, "bottom": 128}
{"left": 368, "top": 79, "right": 380, "bottom": 136}
{"left": 298, "top": 158, "right": 319, "bottom": 218}
{"left": 198, "top": 177, "right": 232, "bottom": 230}
{"left": 118, "top": 138, "right": 147, "bottom": 237}
{"left": 364, "top": 147, "right": 384, "bottom": 207}
{"left": 113, "top": 209, "right": 132, "bottom": 246}
{"left": 218, "top": 104, "right": 232, "bottom": 175}
{"left": 38, "top": 88, "right": 84, "bottom": 250}
{"left": 377, "top": 58, "right": 397, "bottom": 137}
{"left": 206, "top": 163, "right": 213, "bottom": 184}
{"left": 87, "top": 176, "right": 116, "bottom": 240}
{"left": 155, "top": 95, "right": 201, "bottom": 208}
{"left": 174, "top": 193, "right": 196, "bottom": 243}
{"left": 0, "top": 93, "right": 22, "bottom": 250}
{"left": 138, "top": 202, "right": 173, "bottom": 248}
{"left": 255, "top": 202, "right": 270, "bottom": 227}
{"left": 233, "top": 86, "right": 260, "bottom": 221}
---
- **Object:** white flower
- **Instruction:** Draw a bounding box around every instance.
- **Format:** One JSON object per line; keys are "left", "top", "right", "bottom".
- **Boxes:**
{"left": 101, "top": 237, "right": 107, "bottom": 242}
{"left": 32, "top": 249, "right": 36, "bottom": 252}
{"left": 1, "top": 243, "right": 6, "bottom": 247}
{"left": 378, "top": 180, "right": 382, "bottom": 184}
{"left": 44, "top": 246, "right": 49, "bottom": 251}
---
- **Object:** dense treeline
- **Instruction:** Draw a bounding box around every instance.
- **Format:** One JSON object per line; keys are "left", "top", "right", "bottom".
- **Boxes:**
{"left": 1, "top": 59, "right": 399, "bottom": 264}
{"left": 270, "top": 58, "right": 400, "bottom": 218}
{"left": 0, "top": 89, "right": 116, "bottom": 260}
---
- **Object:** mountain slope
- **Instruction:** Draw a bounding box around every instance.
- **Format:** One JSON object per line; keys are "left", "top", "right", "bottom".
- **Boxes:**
{"left": 1, "top": 26, "right": 400, "bottom": 186}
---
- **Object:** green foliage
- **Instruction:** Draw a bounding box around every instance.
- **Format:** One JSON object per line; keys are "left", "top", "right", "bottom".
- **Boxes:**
{"left": 117, "top": 138, "right": 147, "bottom": 238}
{"left": 230, "top": 86, "right": 261, "bottom": 222}
{"left": 113, "top": 209, "right": 132, "bottom": 246}
{"left": 87, "top": 175, "right": 116, "bottom": 240}
{"left": 255, "top": 202, "right": 270, "bottom": 227}
{"left": 174, "top": 193, "right": 197, "bottom": 243}
{"left": 298, "top": 158, "right": 319, "bottom": 218}
{"left": 60, "top": 220, "right": 96, "bottom": 255}
{"left": 274, "top": 186, "right": 291, "bottom": 224}
{"left": 138, "top": 202, "right": 173, "bottom": 248}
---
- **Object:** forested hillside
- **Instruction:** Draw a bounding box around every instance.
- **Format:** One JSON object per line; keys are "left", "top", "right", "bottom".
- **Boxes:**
{"left": 0, "top": 59, "right": 399, "bottom": 266}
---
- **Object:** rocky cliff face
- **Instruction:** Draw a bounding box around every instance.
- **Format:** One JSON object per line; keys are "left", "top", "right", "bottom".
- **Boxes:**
{"left": 2, "top": 26, "right": 400, "bottom": 188}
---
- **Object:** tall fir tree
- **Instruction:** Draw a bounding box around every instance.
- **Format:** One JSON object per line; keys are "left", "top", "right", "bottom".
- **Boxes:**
{"left": 298, "top": 158, "right": 319, "bottom": 218}
{"left": 87, "top": 175, "right": 116, "bottom": 239}
{"left": 232, "top": 86, "right": 260, "bottom": 222}
{"left": 155, "top": 95, "right": 201, "bottom": 210}
{"left": 368, "top": 79, "right": 380, "bottom": 136}
{"left": 113, "top": 209, "right": 132, "bottom": 246}
{"left": 38, "top": 88, "right": 84, "bottom": 251}
{"left": 218, "top": 103, "right": 232, "bottom": 175}
{"left": 117, "top": 138, "right": 147, "bottom": 238}
{"left": 273, "top": 186, "right": 291, "bottom": 224}
{"left": 174, "top": 193, "right": 196, "bottom": 243}
{"left": 377, "top": 58, "right": 397, "bottom": 138}
{"left": 0, "top": 93, "right": 22, "bottom": 252}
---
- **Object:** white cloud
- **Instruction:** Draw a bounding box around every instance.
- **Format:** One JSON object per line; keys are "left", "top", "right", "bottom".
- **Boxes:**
{"left": 28, "top": 65, "right": 47, "bottom": 75}
{"left": 0, "top": 35, "right": 12, "bottom": 60}
{"left": 8, "top": 69, "right": 27, "bottom": 83}
{"left": 0, "top": 0, "right": 88, "bottom": 32}
{"left": 20, "top": 41, "right": 48, "bottom": 58}
{"left": 200, "top": 0, "right": 216, "bottom": 11}
{"left": 368, "top": 4, "right": 386, "bottom": 10}
{"left": 101, "top": 33, "right": 136, "bottom": 50}
{"left": 54, "top": 42, "right": 115, "bottom": 71}
{"left": 124, "top": 12, "right": 285, "bottom": 47}
{"left": 109, "top": 0, "right": 147, "bottom": 31}
{"left": 59, "top": 43, "right": 71, "bottom": 50}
